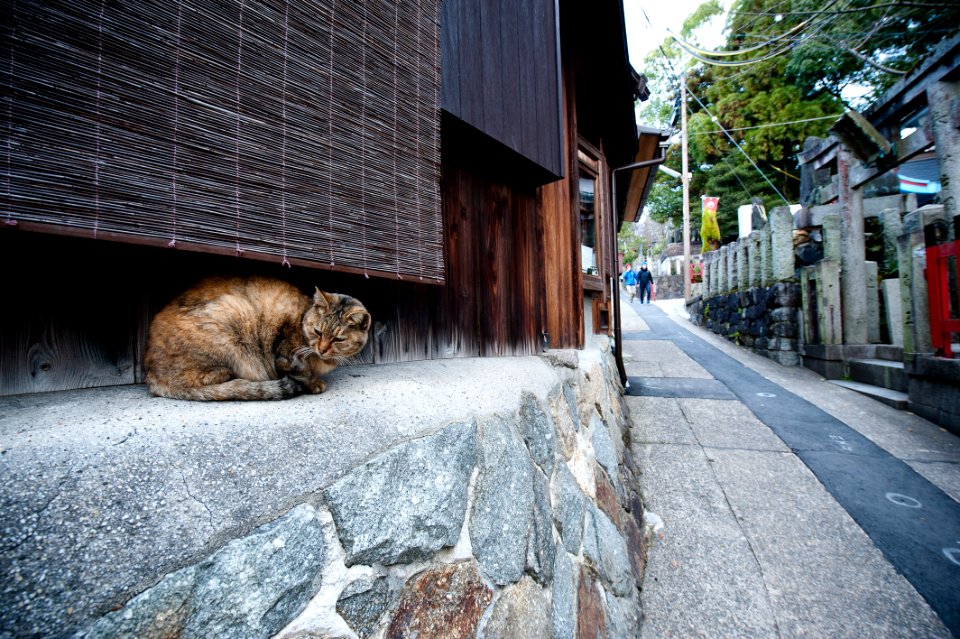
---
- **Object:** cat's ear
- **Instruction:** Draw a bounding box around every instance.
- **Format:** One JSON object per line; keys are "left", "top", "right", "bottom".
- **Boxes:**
{"left": 313, "top": 288, "right": 336, "bottom": 312}
{"left": 347, "top": 309, "right": 372, "bottom": 332}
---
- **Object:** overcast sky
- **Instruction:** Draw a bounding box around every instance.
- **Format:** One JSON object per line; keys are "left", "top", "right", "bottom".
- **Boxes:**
{"left": 623, "top": 0, "right": 731, "bottom": 68}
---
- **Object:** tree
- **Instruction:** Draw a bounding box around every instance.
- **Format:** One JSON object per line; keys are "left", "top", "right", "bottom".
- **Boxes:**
{"left": 636, "top": 0, "right": 960, "bottom": 242}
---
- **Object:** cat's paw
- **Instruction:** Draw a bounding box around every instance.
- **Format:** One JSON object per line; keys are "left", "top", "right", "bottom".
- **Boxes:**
{"left": 301, "top": 378, "right": 327, "bottom": 394}
{"left": 277, "top": 376, "right": 303, "bottom": 399}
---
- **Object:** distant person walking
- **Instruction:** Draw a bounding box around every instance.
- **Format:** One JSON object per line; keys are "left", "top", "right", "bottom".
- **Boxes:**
{"left": 638, "top": 262, "right": 654, "bottom": 304}
{"left": 621, "top": 263, "right": 639, "bottom": 302}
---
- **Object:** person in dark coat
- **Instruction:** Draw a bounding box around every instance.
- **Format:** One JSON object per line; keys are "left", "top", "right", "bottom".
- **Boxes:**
{"left": 637, "top": 262, "right": 654, "bottom": 304}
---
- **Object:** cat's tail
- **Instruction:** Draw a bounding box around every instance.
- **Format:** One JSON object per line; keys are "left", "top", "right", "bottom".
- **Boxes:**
{"left": 146, "top": 377, "right": 303, "bottom": 401}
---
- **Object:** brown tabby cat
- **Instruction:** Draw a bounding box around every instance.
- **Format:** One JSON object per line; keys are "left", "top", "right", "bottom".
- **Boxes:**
{"left": 144, "top": 275, "right": 371, "bottom": 401}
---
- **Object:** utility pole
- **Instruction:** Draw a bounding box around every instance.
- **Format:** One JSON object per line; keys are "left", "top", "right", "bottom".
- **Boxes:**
{"left": 681, "top": 73, "right": 691, "bottom": 301}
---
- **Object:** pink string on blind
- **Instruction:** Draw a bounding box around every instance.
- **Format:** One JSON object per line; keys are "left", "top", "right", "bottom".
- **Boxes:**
{"left": 92, "top": 0, "right": 106, "bottom": 239}
{"left": 280, "top": 0, "right": 290, "bottom": 269}
{"left": 393, "top": 1, "right": 401, "bottom": 280}
{"left": 360, "top": 0, "right": 368, "bottom": 279}
{"left": 169, "top": 0, "right": 183, "bottom": 248}
{"left": 233, "top": 0, "right": 245, "bottom": 256}
{"left": 4, "top": 1, "right": 17, "bottom": 227}
{"left": 326, "top": 0, "right": 337, "bottom": 269}
{"left": 415, "top": 0, "right": 423, "bottom": 281}
{"left": 4, "top": 0, "right": 443, "bottom": 283}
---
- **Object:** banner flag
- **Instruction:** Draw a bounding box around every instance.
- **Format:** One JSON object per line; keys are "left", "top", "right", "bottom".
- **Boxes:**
{"left": 898, "top": 174, "right": 941, "bottom": 195}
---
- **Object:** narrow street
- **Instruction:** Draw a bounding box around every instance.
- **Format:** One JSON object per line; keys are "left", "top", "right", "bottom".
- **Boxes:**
{"left": 622, "top": 299, "right": 960, "bottom": 638}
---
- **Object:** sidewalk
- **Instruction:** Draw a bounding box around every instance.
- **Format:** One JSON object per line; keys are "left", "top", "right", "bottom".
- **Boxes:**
{"left": 621, "top": 298, "right": 960, "bottom": 638}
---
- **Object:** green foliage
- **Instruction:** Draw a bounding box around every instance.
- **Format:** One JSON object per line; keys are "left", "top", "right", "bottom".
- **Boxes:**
{"left": 618, "top": 223, "right": 642, "bottom": 266}
{"left": 635, "top": 0, "right": 960, "bottom": 248}
{"left": 700, "top": 207, "right": 721, "bottom": 252}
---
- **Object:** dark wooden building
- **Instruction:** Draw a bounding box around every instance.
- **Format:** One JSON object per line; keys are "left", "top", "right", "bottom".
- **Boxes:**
{"left": 0, "top": 0, "right": 657, "bottom": 396}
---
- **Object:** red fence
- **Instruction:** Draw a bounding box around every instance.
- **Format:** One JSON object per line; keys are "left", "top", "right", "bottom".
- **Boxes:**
{"left": 926, "top": 217, "right": 960, "bottom": 358}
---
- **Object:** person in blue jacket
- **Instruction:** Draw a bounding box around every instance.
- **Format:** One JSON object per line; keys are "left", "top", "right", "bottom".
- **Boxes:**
{"left": 621, "top": 262, "right": 639, "bottom": 302}
{"left": 637, "top": 262, "right": 654, "bottom": 304}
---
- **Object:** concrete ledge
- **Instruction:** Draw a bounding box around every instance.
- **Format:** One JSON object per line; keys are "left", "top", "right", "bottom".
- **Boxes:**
{"left": 0, "top": 356, "right": 562, "bottom": 635}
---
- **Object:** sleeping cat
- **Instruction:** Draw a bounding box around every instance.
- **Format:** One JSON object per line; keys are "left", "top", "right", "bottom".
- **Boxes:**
{"left": 144, "top": 275, "right": 371, "bottom": 401}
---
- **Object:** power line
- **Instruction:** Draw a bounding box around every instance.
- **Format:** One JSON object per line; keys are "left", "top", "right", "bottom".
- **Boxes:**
{"left": 692, "top": 113, "right": 844, "bottom": 135}
{"left": 685, "top": 88, "right": 792, "bottom": 205}
{"left": 738, "top": 2, "right": 957, "bottom": 17}
{"left": 638, "top": 5, "right": 791, "bottom": 206}
{"left": 664, "top": 0, "right": 840, "bottom": 58}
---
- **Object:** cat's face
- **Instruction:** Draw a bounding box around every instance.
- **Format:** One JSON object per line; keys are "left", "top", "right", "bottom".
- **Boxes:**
{"left": 303, "top": 289, "right": 371, "bottom": 359}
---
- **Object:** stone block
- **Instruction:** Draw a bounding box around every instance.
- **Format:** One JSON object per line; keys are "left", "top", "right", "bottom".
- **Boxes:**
{"left": 761, "top": 223, "right": 773, "bottom": 287}
{"left": 769, "top": 282, "right": 801, "bottom": 308}
{"left": 822, "top": 214, "right": 841, "bottom": 263}
{"left": 769, "top": 350, "right": 800, "bottom": 366}
{"left": 769, "top": 307, "right": 798, "bottom": 323}
{"left": 770, "top": 322, "right": 798, "bottom": 338}
{"left": 737, "top": 239, "right": 749, "bottom": 290}
{"left": 82, "top": 505, "right": 329, "bottom": 639}
{"left": 470, "top": 416, "right": 534, "bottom": 585}
{"left": 749, "top": 230, "right": 762, "bottom": 288}
{"left": 719, "top": 245, "right": 730, "bottom": 293}
{"left": 387, "top": 562, "right": 492, "bottom": 638}
{"left": 551, "top": 551, "right": 578, "bottom": 639}
{"left": 769, "top": 206, "right": 796, "bottom": 281}
{"left": 325, "top": 420, "right": 477, "bottom": 566}
{"left": 882, "top": 278, "right": 904, "bottom": 346}
{"left": 338, "top": 576, "right": 395, "bottom": 638}
{"left": 481, "top": 576, "right": 550, "bottom": 639}
{"left": 866, "top": 261, "right": 880, "bottom": 344}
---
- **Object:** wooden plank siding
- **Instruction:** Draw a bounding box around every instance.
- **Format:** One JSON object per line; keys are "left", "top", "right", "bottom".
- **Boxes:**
{"left": 441, "top": 0, "right": 563, "bottom": 180}
{"left": 536, "top": 60, "right": 584, "bottom": 350}
{"left": 1, "top": 0, "right": 645, "bottom": 396}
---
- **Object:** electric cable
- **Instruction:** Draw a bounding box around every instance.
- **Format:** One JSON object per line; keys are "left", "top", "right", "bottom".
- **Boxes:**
{"left": 638, "top": 4, "right": 792, "bottom": 206}
{"left": 664, "top": 0, "right": 839, "bottom": 58}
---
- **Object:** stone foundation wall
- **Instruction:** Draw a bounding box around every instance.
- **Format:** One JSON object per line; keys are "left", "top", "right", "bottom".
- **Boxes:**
{"left": 690, "top": 283, "right": 802, "bottom": 366}
{"left": 1, "top": 344, "right": 648, "bottom": 639}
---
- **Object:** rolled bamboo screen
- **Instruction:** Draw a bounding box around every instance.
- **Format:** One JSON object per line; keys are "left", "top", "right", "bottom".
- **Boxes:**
{"left": 2, "top": 0, "right": 443, "bottom": 282}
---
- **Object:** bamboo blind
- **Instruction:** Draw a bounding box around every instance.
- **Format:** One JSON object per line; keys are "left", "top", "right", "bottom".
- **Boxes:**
{"left": 2, "top": 0, "right": 443, "bottom": 282}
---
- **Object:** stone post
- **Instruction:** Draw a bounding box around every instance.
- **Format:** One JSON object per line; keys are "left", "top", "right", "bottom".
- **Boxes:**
{"left": 881, "top": 208, "right": 902, "bottom": 276}
{"left": 928, "top": 81, "right": 960, "bottom": 221}
{"left": 727, "top": 241, "right": 738, "bottom": 293}
{"left": 760, "top": 223, "right": 772, "bottom": 287}
{"left": 822, "top": 215, "right": 841, "bottom": 263}
{"left": 866, "top": 262, "right": 880, "bottom": 343}
{"left": 703, "top": 251, "right": 712, "bottom": 298}
{"left": 719, "top": 245, "right": 729, "bottom": 294}
{"left": 711, "top": 250, "right": 720, "bottom": 296}
{"left": 748, "top": 230, "right": 761, "bottom": 288}
{"left": 898, "top": 206, "right": 944, "bottom": 353}
{"left": 769, "top": 206, "right": 795, "bottom": 282}
{"left": 838, "top": 147, "right": 868, "bottom": 344}
{"left": 736, "top": 238, "right": 749, "bottom": 291}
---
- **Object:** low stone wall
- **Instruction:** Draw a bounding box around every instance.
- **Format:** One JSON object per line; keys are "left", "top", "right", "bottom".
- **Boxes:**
{"left": 690, "top": 283, "right": 802, "bottom": 366}
{"left": 1, "top": 342, "right": 648, "bottom": 638}
{"left": 653, "top": 274, "right": 684, "bottom": 300}
{"left": 906, "top": 354, "right": 960, "bottom": 434}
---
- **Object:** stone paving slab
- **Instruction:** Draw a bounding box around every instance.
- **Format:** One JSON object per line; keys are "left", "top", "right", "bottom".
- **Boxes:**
{"left": 635, "top": 442, "right": 779, "bottom": 639}
{"left": 679, "top": 398, "right": 790, "bottom": 453}
{"left": 626, "top": 396, "right": 699, "bottom": 447}
{"left": 621, "top": 339, "right": 712, "bottom": 379}
{"left": 624, "top": 300, "right": 959, "bottom": 638}
{"left": 708, "top": 447, "right": 951, "bottom": 638}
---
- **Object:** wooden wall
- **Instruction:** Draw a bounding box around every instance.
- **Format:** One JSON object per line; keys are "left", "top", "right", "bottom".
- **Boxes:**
{"left": 441, "top": 0, "right": 564, "bottom": 180}
{"left": 0, "top": 118, "right": 547, "bottom": 396}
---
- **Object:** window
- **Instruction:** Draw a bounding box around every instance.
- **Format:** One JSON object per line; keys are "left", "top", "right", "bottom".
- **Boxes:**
{"left": 579, "top": 174, "right": 597, "bottom": 275}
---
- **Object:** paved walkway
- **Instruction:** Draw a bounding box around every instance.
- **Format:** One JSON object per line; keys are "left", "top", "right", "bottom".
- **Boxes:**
{"left": 622, "top": 298, "right": 960, "bottom": 638}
